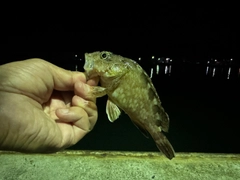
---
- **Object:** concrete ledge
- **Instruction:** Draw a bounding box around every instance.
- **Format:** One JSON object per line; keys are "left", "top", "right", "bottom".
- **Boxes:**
{"left": 0, "top": 151, "right": 240, "bottom": 180}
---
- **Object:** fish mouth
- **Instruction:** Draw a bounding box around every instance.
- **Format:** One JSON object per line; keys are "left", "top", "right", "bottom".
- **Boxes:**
{"left": 84, "top": 53, "right": 98, "bottom": 80}
{"left": 84, "top": 71, "right": 99, "bottom": 80}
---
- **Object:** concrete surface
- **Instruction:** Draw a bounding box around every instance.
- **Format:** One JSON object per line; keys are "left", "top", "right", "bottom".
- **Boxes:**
{"left": 0, "top": 150, "right": 240, "bottom": 180}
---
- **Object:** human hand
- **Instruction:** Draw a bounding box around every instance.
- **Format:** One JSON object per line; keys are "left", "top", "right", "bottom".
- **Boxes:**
{"left": 0, "top": 58, "right": 99, "bottom": 153}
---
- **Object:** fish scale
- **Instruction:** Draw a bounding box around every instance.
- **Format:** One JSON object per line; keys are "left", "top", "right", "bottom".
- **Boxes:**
{"left": 84, "top": 51, "right": 175, "bottom": 159}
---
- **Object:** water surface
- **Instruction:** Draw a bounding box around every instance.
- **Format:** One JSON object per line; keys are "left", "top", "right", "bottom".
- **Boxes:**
{"left": 70, "top": 59, "right": 240, "bottom": 154}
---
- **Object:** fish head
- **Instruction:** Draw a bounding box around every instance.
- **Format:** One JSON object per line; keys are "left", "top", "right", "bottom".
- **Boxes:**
{"left": 84, "top": 51, "right": 128, "bottom": 81}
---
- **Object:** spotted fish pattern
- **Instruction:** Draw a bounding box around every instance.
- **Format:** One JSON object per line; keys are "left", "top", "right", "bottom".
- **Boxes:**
{"left": 84, "top": 51, "right": 175, "bottom": 159}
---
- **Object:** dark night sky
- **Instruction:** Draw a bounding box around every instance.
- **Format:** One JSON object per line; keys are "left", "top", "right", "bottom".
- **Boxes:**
{"left": 1, "top": 6, "right": 238, "bottom": 64}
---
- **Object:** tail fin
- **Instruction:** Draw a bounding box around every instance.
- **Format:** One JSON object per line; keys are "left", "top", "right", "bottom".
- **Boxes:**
{"left": 155, "top": 132, "right": 175, "bottom": 160}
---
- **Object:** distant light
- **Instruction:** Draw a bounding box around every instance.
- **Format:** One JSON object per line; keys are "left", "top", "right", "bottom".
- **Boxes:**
{"left": 166, "top": 58, "right": 170, "bottom": 61}
{"left": 75, "top": 54, "right": 77, "bottom": 57}
{"left": 158, "top": 58, "right": 160, "bottom": 61}
{"left": 215, "top": 59, "right": 217, "bottom": 62}
{"left": 207, "top": 61, "right": 210, "bottom": 64}
{"left": 227, "top": 67, "right": 231, "bottom": 79}
{"left": 230, "top": 58, "right": 233, "bottom": 61}
{"left": 170, "top": 59, "right": 172, "bottom": 62}
{"left": 156, "top": 65, "right": 159, "bottom": 74}
{"left": 152, "top": 56, "right": 155, "bottom": 59}
{"left": 138, "top": 57, "right": 141, "bottom": 61}
{"left": 206, "top": 66, "right": 209, "bottom": 75}
{"left": 165, "top": 66, "right": 168, "bottom": 74}
{"left": 150, "top": 68, "right": 153, "bottom": 78}
{"left": 212, "top": 67, "right": 216, "bottom": 77}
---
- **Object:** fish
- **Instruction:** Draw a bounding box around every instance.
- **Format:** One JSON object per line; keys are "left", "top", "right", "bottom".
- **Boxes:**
{"left": 84, "top": 51, "right": 175, "bottom": 159}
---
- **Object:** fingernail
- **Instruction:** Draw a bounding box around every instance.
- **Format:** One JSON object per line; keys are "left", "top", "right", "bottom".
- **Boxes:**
{"left": 78, "top": 99, "right": 89, "bottom": 107}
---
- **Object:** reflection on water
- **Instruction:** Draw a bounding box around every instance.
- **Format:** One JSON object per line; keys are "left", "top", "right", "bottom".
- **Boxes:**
{"left": 227, "top": 67, "right": 231, "bottom": 79}
{"left": 149, "top": 64, "right": 239, "bottom": 80}
{"left": 150, "top": 65, "right": 172, "bottom": 77}
{"left": 142, "top": 57, "right": 239, "bottom": 80}
{"left": 205, "top": 66, "right": 233, "bottom": 79}
{"left": 150, "top": 68, "right": 153, "bottom": 78}
{"left": 74, "top": 54, "right": 239, "bottom": 80}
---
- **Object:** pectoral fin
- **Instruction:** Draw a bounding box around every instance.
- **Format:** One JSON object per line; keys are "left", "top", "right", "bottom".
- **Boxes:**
{"left": 90, "top": 86, "right": 107, "bottom": 98}
{"left": 106, "top": 99, "right": 121, "bottom": 122}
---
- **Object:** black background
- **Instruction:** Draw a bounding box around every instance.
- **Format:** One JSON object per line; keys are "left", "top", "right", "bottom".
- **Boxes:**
{"left": 1, "top": 5, "right": 239, "bottom": 154}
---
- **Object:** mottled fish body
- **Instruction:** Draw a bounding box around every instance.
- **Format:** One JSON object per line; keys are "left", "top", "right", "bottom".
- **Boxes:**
{"left": 84, "top": 51, "right": 175, "bottom": 159}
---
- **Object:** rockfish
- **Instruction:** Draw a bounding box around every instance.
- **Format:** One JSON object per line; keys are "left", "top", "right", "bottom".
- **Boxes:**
{"left": 84, "top": 51, "right": 175, "bottom": 159}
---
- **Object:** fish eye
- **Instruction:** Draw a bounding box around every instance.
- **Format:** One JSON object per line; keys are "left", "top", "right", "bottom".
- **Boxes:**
{"left": 100, "top": 52, "right": 111, "bottom": 60}
{"left": 101, "top": 53, "right": 107, "bottom": 59}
